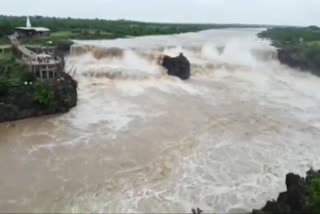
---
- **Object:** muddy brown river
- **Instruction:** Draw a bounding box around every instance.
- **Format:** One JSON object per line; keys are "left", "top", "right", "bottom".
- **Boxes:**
{"left": 1, "top": 29, "right": 320, "bottom": 213}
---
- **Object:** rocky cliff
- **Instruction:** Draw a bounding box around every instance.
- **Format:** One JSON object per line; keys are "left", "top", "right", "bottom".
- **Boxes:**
{"left": 277, "top": 48, "right": 320, "bottom": 76}
{"left": 253, "top": 169, "right": 320, "bottom": 214}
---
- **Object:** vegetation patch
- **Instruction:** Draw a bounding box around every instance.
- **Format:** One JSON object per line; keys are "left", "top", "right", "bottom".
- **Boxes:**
{"left": 259, "top": 26, "right": 320, "bottom": 75}
{"left": 308, "top": 178, "right": 320, "bottom": 213}
{"left": 253, "top": 169, "right": 320, "bottom": 214}
{"left": 33, "top": 81, "right": 54, "bottom": 106}
{"left": 0, "top": 76, "right": 11, "bottom": 96}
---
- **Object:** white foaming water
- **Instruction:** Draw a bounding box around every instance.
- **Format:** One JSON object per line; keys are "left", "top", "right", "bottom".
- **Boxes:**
{"left": 1, "top": 29, "right": 320, "bottom": 213}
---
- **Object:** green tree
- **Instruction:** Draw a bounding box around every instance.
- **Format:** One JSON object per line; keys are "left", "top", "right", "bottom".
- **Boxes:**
{"left": 308, "top": 178, "right": 320, "bottom": 213}
{"left": 33, "top": 82, "right": 54, "bottom": 106}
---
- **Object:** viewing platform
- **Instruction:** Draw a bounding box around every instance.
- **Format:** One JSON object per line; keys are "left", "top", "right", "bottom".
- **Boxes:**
{"left": 2, "top": 17, "right": 64, "bottom": 80}
{"left": 8, "top": 34, "right": 63, "bottom": 80}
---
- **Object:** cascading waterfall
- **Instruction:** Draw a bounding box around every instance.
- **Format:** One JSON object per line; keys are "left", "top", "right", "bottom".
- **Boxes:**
{"left": 1, "top": 28, "right": 320, "bottom": 213}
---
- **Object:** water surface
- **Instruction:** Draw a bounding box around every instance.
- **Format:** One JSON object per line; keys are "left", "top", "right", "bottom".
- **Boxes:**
{"left": 1, "top": 29, "right": 320, "bottom": 213}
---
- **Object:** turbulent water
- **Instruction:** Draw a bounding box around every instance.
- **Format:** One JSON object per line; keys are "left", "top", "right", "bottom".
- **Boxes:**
{"left": 1, "top": 29, "right": 320, "bottom": 213}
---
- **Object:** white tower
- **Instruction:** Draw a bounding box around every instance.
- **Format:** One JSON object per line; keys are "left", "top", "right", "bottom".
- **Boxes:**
{"left": 26, "top": 16, "right": 31, "bottom": 28}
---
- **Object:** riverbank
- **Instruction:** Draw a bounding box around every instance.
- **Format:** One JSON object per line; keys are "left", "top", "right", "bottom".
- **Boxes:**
{"left": 259, "top": 27, "right": 320, "bottom": 76}
{"left": 0, "top": 54, "right": 77, "bottom": 123}
{"left": 253, "top": 169, "right": 320, "bottom": 214}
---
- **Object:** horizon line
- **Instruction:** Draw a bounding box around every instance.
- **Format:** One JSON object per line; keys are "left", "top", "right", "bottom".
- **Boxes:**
{"left": 0, "top": 14, "right": 307, "bottom": 28}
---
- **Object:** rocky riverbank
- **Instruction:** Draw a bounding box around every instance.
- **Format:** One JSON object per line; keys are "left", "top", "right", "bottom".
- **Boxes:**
{"left": 0, "top": 54, "right": 77, "bottom": 123}
{"left": 277, "top": 47, "right": 320, "bottom": 76}
{"left": 253, "top": 169, "right": 320, "bottom": 214}
{"left": 259, "top": 27, "right": 320, "bottom": 76}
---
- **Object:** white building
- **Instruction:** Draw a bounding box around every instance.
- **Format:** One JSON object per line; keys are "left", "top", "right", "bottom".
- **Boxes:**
{"left": 15, "top": 17, "right": 50, "bottom": 38}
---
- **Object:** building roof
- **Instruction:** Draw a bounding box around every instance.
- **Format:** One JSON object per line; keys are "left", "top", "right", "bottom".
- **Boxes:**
{"left": 15, "top": 27, "right": 50, "bottom": 32}
{"left": 37, "top": 53, "right": 51, "bottom": 58}
{"left": 15, "top": 16, "right": 50, "bottom": 32}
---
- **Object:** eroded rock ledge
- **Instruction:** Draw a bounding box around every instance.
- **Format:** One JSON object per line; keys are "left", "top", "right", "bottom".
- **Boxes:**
{"left": 253, "top": 169, "right": 320, "bottom": 214}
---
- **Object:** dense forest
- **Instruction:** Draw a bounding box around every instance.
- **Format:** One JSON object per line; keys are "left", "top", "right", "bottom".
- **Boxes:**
{"left": 259, "top": 26, "right": 320, "bottom": 48}
{"left": 0, "top": 15, "right": 270, "bottom": 44}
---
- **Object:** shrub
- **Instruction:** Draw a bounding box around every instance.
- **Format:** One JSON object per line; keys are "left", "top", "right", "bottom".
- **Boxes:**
{"left": 0, "top": 77, "right": 11, "bottom": 96}
{"left": 18, "top": 70, "right": 36, "bottom": 82}
{"left": 33, "top": 82, "right": 54, "bottom": 106}
{"left": 308, "top": 178, "right": 320, "bottom": 213}
{"left": 63, "top": 96, "right": 73, "bottom": 109}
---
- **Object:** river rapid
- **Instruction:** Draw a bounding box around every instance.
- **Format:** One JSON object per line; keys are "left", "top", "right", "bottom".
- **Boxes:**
{"left": 1, "top": 29, "right": 320, "bottom": 213}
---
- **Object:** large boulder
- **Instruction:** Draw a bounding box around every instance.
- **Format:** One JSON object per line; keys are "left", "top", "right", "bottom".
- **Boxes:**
{"left": 162, "top": 53, "right": 190, "bottom": 80}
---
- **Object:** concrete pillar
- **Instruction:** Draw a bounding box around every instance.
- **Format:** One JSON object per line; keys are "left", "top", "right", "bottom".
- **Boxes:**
{"left": 46, "top": 65, "right": 49, "bottom": 79}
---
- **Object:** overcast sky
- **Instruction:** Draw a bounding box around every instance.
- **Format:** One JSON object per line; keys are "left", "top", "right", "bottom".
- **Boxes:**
{"left": 1, "top": 0, "right": 319, "bottom": 26}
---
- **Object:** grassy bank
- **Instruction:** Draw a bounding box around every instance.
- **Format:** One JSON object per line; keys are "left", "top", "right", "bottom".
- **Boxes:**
{"left": 23, "top": 30, "right": 119, "bottom": 46}
{"left": 259, "top": 26, "right": 320, "bottom": 48}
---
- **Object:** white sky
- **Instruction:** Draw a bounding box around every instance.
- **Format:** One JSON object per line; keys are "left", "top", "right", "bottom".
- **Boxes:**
{"left": 1, "top": 0, "right": 319, "bottom": 26}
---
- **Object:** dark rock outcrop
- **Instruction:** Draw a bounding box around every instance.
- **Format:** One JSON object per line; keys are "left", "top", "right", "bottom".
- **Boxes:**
{"left": 162, "top": 53, "right": 191, "bottom": 80}
{"left": 192, "top": 208, "right": 203, "bottom": 214}
{"left": 252, "top": 170, "right": 320, "bottom": 214}
{"left": 55, "top": 40, "right": 74, "bottom": 56}
{"left": 276, "top": 48, "right": 320, "bottom": 76}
